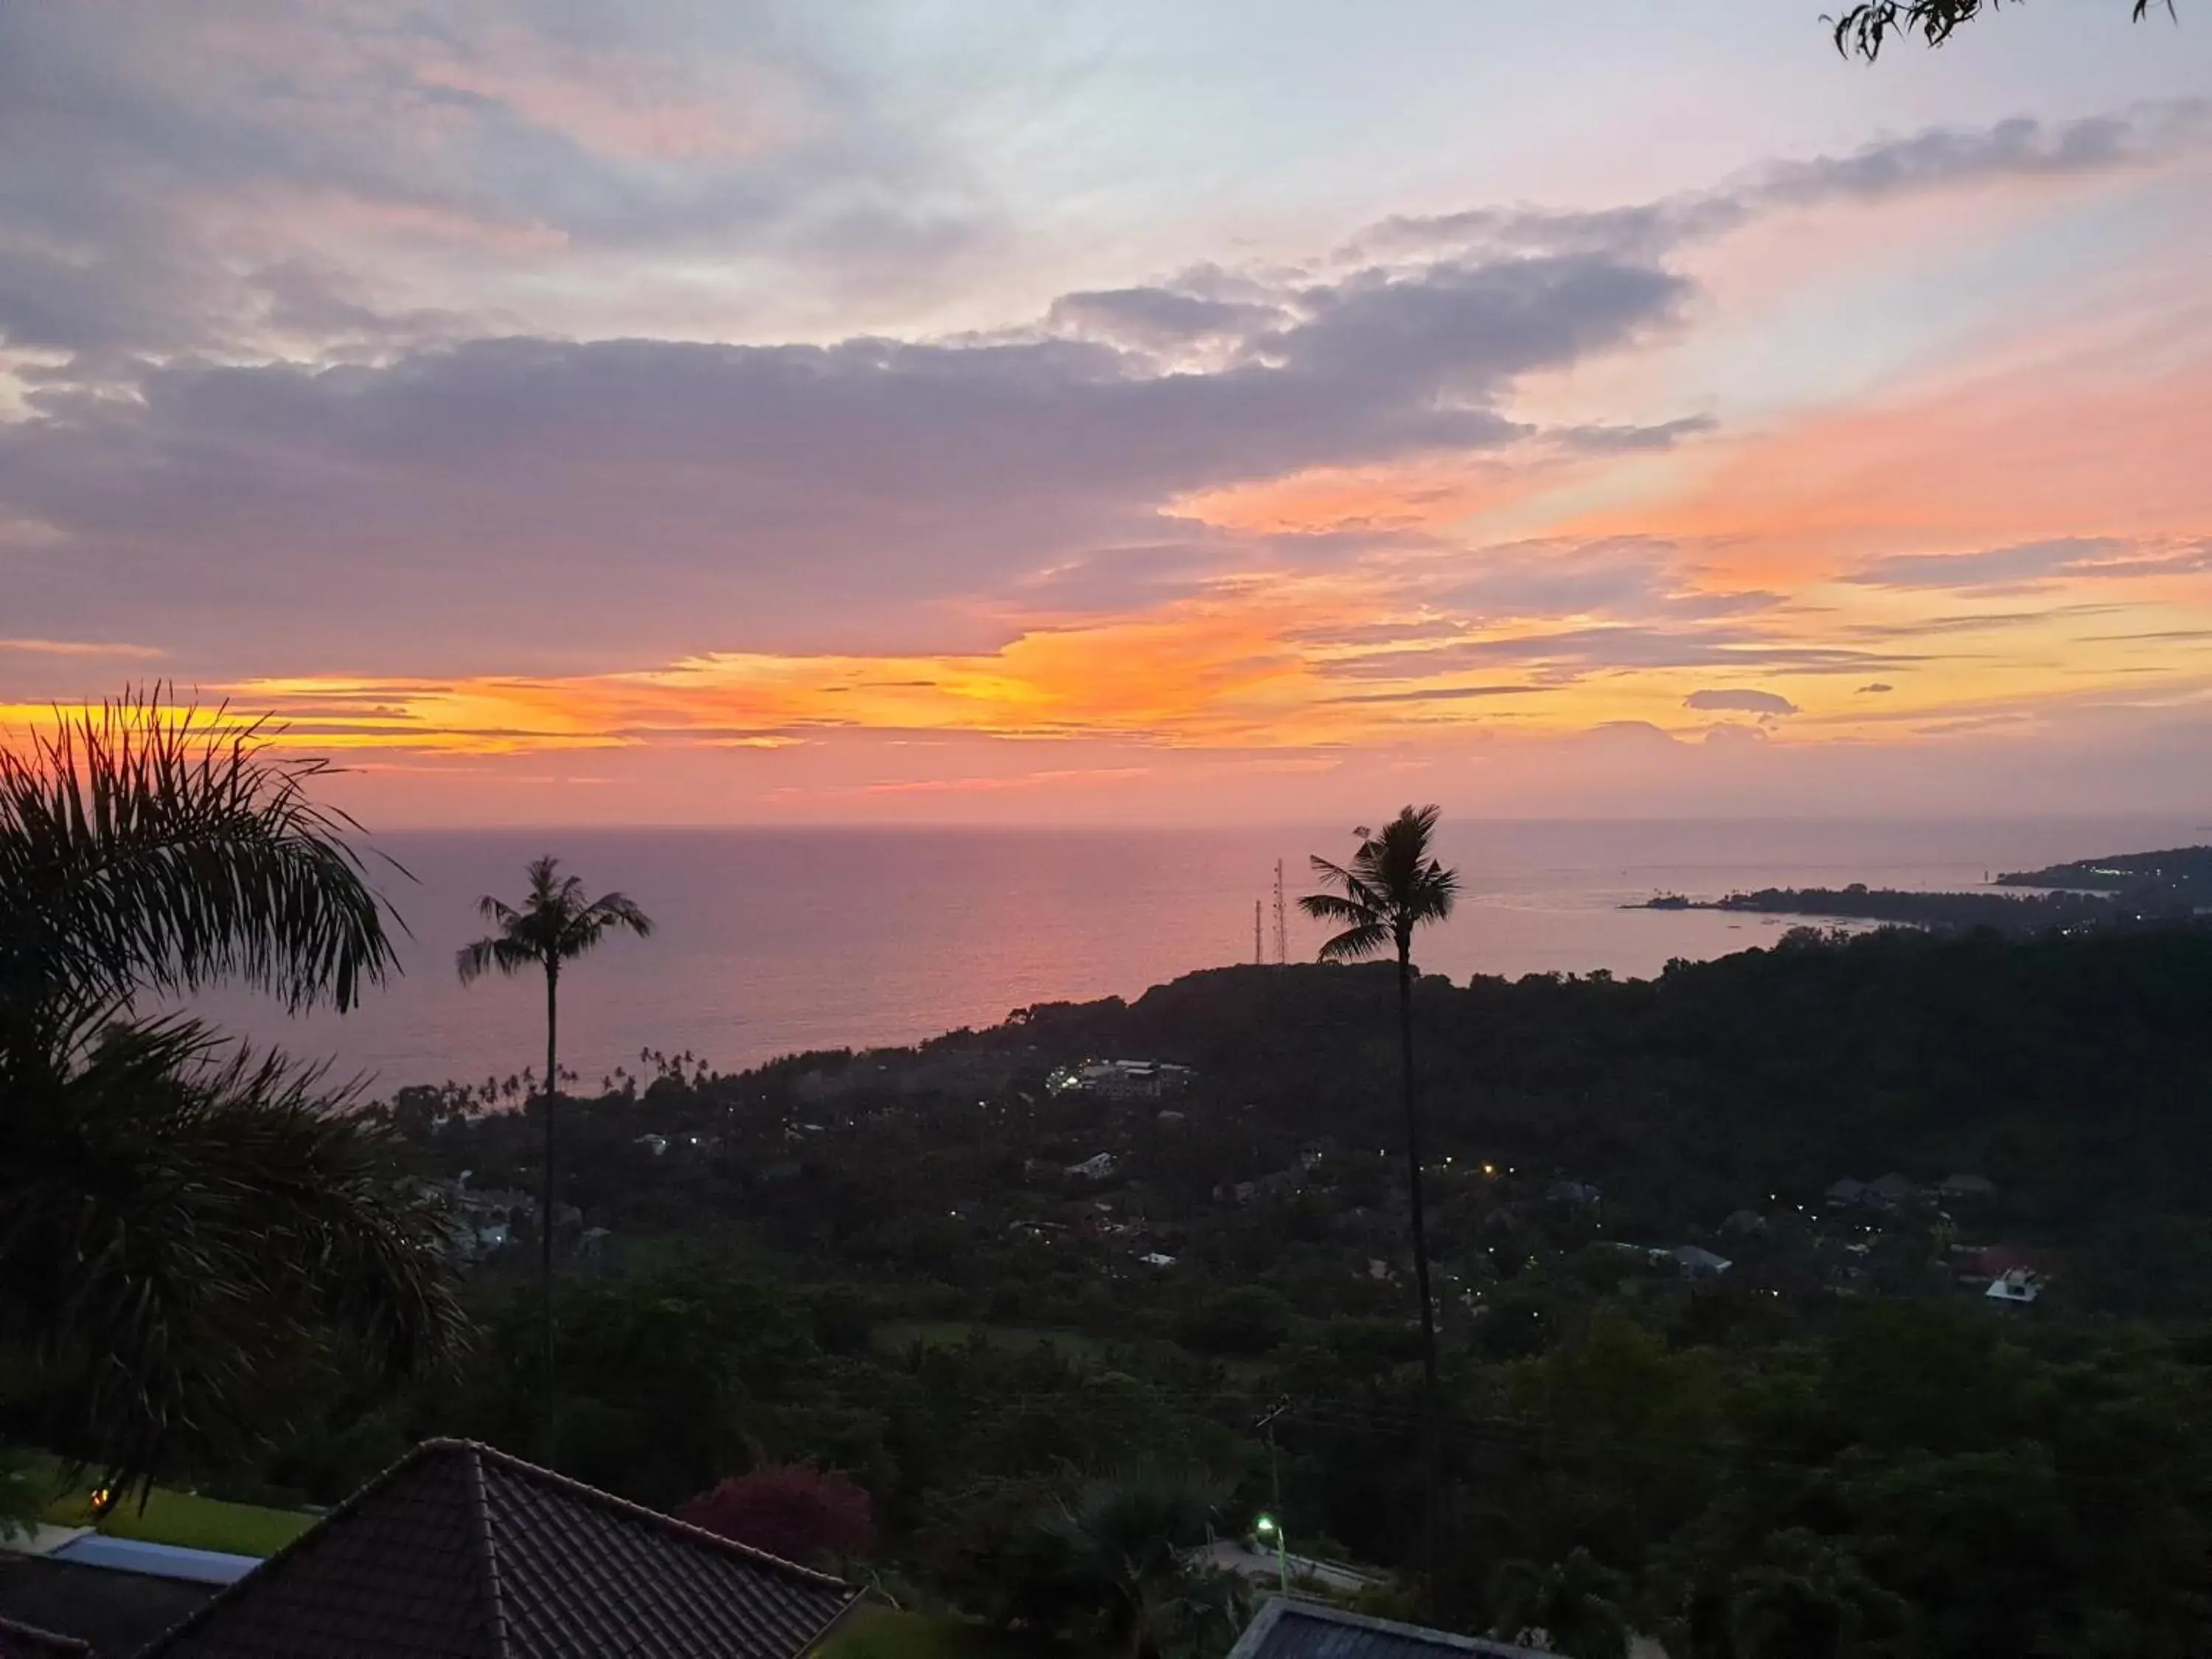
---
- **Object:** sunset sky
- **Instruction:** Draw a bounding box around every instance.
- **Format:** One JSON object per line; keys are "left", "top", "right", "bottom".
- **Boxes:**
{"left": 4, "top": 1, "right": 2209, "bottom": 824}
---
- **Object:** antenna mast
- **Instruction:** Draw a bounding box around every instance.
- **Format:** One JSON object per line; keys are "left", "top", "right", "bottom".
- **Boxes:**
{"left": 1254, "top": 900, "right": 1264, "bottom": 965}
{"left": 1273, "top": 859, "right": 1288, "bottom": 964}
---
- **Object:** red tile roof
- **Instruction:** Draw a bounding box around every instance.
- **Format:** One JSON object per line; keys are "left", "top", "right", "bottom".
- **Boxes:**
{"left": 133, "top": 1440, "right": 860, "bottom": 1659}
{"left": 0, "top": 1615, "right": 92, "bottom": 1659}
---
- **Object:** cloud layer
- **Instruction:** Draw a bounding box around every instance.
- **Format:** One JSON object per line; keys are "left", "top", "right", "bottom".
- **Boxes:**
{"left": 4, "top": 4, "right": 2209, "bottom": 821}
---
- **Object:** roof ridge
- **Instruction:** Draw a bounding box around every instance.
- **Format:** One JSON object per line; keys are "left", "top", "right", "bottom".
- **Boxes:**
{"left": 0, "top": 1612, "right": 94, "bottom": 1658}
{"left": 460, "top": 1441, "right": 512, "bottom": 1659}
{"left": 438, "top": 1439, "right": 855, "bottom": 1593}
{"left": 128, "top": 1436, "right": 465, "bottom": 1658}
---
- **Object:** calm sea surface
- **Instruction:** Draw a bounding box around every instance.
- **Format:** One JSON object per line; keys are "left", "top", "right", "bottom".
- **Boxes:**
{"left": 188, "top": 816, "right": 2207, "bottom": 1093}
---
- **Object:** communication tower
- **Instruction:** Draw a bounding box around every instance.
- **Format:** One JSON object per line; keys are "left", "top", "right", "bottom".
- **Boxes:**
{"left": 1273, "top": 859, "right": 1288, "bottom": 964}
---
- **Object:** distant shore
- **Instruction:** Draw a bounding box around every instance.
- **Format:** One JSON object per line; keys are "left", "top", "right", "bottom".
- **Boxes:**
{"left": 1627, "top": 844, "right": 2212, "bottom": 933}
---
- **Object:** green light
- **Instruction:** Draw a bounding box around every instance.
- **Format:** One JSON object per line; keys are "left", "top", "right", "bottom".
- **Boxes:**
{"left": 1255, "top": 1514, "right": 1277, "bottom": 1534}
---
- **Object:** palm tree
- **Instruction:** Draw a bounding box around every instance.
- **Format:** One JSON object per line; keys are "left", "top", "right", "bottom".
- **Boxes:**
{"left": 1301, "top": 803, "right": 1458, "bottom": 1601}
{"left": 456, "top": 857, "right": 652, "bottom": 1433}
{"left": 1024, "top": 1470, "right": 1243, "bottom": 1659}
{"left": 0, "top": 691, "right": 463, "bottom": 1498}
{"left": 1301, "top": 807, "right": 1458, "bottom": 1391}
{"left": 1490, "top": 1549, "right": 1632, "bottom": 1659}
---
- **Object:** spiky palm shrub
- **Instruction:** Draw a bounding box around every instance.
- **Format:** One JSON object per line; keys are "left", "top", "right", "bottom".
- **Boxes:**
{"left": 0, "top": 692, "right": 462, "bottom": 1498}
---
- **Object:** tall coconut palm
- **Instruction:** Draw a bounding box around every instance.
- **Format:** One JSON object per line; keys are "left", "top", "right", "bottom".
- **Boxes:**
{"left": 456, "top": 858, "right": 652, "bottom": 1433}
{"left": 0, "top": 691, "right": 463, "bottom": 1497}
{"left": 1301, "top": 803, "right": 1458, "bottom": 1600}
{"left": 1301, "top": 807, "right": 1458, "bottom": 1388}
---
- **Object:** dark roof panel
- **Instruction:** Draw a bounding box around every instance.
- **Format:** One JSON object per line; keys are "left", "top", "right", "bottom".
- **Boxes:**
{"left": 136, "top": 1440, "right": 858, "bottom": 1659}
{"left": 1224, "top": 1599, "right": 1548, "bottom": 1659}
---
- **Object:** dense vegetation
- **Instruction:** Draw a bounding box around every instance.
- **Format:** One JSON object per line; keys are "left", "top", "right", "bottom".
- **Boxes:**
{"left": 2000, "top": 844, "right": 2212, "bottom": 907}
{"left": 162, "top": 921, "right": 2212, "bottom": 1656}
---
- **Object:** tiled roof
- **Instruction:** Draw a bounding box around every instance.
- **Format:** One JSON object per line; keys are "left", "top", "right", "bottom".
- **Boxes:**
{"left": 0, "top": 1614, "right": 92, "bottom": 1659}
{"left": 1224, "top": 1598, "right": 1548, "bottom": 1659}
{"left": 133, "top": 1440, "right": 860, "bottom": 1659}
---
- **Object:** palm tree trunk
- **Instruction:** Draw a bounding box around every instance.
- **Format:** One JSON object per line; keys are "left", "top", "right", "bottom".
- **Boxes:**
{"left": 541, "top": 957, "right": 559, "bottom": 1462}
{"left": 1398, "top": 941, "right": 1440, "bottom": 1612}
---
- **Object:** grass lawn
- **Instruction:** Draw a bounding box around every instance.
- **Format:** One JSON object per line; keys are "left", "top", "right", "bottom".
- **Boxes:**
{"left": 33, "top": 1458, "right": 314, "bottom": 1557}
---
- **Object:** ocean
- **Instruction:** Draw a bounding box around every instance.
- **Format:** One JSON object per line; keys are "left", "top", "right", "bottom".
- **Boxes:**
{"left": 186, "top": 815, "right": 2206, "bottom": 1094}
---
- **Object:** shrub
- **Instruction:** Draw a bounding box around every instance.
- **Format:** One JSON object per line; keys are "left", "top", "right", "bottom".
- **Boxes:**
{"left": 678, "top": 1464, "right": 875, "bottom": 1568}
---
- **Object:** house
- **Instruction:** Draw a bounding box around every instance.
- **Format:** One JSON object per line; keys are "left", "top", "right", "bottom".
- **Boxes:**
{"left": 1957, "top": 1243, "right": 2062, "bottom": 1284}
{"left": 1938, "top": 1173, "right": 1997, "bottom": 1202}
{"left": 1720, "top": 1209, "right": 1768, "bottom": 1236}
{"left": 1224, "top": 1596, "right": 1546, "bottom": 1659}
{"left": 1867, "top": 1172, "right": 1918, "bottom": 1208}
{"left": 130, "top": 1439, "right": 859, "bottom": 1659}
{"left": 1046, "top": 1060, "right": 1196, "bottom": 1101}
{"left": 0, "top": 1529, "right": 230, "bottom": 1653}
{"left": 1065, "top": 1152, "right": 1118, "bottom": 1181}
{"left": 1139, "top": 1251, "right": 1178, "bottom": 1269}
{"left": 1547, "top": 1180, "right": 1601, "bottom": 1206}
{"left": 1987, "top": 1268, "right": 2045, "bottom": 1307}
{"left": 1824, "top": 1178, "right": 1870, "bottom": 1207}
{"left": 1669, "top": 1245, "right": 1733, "bottom": 1279}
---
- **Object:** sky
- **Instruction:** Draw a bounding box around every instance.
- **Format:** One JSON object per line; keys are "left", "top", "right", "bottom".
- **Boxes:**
{"left": 4, "top": 0, "right": 2210, "bottom": 826}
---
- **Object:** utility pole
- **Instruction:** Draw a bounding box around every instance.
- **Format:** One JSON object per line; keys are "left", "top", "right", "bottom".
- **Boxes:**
{"left": 1255, "top": 1395, "right": 1290, "bottom": 1592}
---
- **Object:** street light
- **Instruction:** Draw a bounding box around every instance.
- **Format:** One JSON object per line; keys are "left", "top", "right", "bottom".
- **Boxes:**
{"left": 1254, "top": 1514, "right": 1287, "bottom": 1595}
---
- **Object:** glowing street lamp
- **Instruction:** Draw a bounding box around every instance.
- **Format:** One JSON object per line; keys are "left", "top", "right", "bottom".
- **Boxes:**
{"left": 1254, "top": 1513, "right": 1287, "bottom": 1594}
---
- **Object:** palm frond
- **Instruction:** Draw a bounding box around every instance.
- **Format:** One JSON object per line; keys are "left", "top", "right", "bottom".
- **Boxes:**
{"left": 1315, "top": 920, "right": 1391, "bottom": 963}
{"left": 0, "top": 691, "right": 402, "bottom": 1039}
{"left": 585, "top": 891, "right": 654, "bottom": 935}
{"left": 1831, "top": 0, "right": 2168, "bottom": 61}
{"left": 1298, "top": 892, "right": 1376, "bottom": 926}
{"left": 1304, "top": 807, "right": 1457, "bottom": 962}
{"left": 459, "top": 860, "right": 655, "bottom": 986}
{"left": 455, "top": 934, "right": 538, "bottom": 984}
{"left": 0, "top": 1018, "right": 465, "bottom": 1494}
